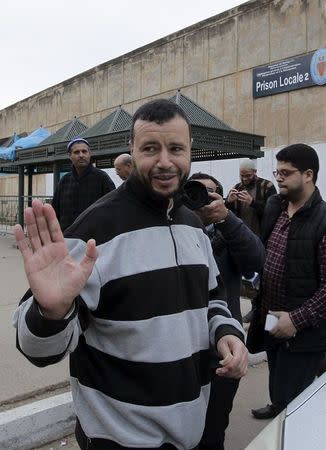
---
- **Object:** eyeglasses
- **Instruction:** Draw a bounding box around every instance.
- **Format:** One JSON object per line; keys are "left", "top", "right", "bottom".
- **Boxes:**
{"left": 272, "top": 169, "right": 300, "bottom": 179}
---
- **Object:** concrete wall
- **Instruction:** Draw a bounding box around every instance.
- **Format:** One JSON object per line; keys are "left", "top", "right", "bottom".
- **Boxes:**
{"left": 0, "top": 0, "right": 325, "bottom": 195}
{"left": 0, "top": 174, "right": 46, "bottom": 196}
{"left": 0, "top": 0, "right": 325, "bottom": 147}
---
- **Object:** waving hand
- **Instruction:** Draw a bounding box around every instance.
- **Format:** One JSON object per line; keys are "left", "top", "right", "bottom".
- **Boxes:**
{"left": 14, "top": 199, "right": 97, "bottom": 319}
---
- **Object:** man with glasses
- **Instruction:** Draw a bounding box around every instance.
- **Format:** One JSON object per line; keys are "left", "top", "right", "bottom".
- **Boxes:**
{"left": 249, "top": 143, "right": 326, "bottom": 419}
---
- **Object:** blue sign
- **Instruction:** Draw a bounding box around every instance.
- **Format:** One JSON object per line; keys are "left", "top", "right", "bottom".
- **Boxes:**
{"left": 253, "top": 49, "right": 326, "bottom": 98}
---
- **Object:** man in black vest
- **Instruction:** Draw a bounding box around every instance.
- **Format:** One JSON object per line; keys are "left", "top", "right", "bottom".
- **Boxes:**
{"left": 250, "top": 143, "right": 326, "bottom": 419}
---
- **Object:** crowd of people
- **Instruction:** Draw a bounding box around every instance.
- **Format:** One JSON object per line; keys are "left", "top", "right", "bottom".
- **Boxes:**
{"left": 12, "top": 98, "right": 326, "bottom": 450}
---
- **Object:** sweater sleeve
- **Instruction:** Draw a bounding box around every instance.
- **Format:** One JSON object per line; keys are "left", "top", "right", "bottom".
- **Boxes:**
{"left": 216, "top": 211, "right": 265, "bottom": 274}
{"left": 204, "top": 233, "right": 245, "bottom": 347}
{"left": 13, "top": 295, "right": 83, "bottom": 367}
{"left": 13, "top": 237, "right": 102, "bottom": 368}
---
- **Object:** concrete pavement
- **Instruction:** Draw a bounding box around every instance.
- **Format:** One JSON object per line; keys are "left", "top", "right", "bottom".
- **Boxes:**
{"left": 0, "top": 233, "right": 69, "bottom": 406}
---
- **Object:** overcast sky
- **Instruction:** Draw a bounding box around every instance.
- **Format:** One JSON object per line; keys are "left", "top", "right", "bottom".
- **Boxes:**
{"left": 0, "top": 0, "right": 247, "bottom": 110}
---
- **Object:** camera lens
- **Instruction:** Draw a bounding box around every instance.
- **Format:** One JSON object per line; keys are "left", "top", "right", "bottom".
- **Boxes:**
{"left": 183, "top": 180, "right": 211, "bottom": 210}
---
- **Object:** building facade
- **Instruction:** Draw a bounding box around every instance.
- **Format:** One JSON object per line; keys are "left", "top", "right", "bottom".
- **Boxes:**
{"left": 0, "top": 0, "right": 325, "bottom": 195}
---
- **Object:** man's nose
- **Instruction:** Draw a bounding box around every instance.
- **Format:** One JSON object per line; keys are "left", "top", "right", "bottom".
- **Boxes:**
{"left": 157, "top": 148, "right": 172, "bottom": 168}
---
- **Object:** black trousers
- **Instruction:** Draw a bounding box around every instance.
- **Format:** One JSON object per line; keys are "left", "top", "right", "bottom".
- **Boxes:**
{"left": 265, "top": 335, "right": 322, "bottom": 412}
{"left": 76, "top": 418, "right": 196, "bottom": 450}
{"left": 199, "top": 372, "right": 240, "bottom": 450}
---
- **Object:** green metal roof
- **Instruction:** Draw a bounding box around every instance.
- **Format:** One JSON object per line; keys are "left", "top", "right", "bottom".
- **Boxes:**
{"left": 40, "top": 117, "right": 87, "bottom": 146}
{"left": 79, "top": 107, "right": 132, "bottom": 138}
{"left": 0, "top": 92, "right": 265, "bottom": 174}
{"left": 170, "top": 91, "right": 233, "bottom": 130}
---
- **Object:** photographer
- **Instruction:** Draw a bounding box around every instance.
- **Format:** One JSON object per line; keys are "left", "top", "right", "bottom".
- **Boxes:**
{"left": 186, "top": 173, "right": 265, "bottom": 450}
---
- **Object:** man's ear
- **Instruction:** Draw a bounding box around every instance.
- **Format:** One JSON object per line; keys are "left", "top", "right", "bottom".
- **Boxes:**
{"left": 129, "top": 140, "right": 133, "bottom": 155}
{"left": 305, "top": 169, "right": 314, "bottom": 182}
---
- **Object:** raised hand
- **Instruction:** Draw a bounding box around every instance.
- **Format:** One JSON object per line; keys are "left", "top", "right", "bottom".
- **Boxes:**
{"left": 14, "top": 199, "right": 97, "bottom": 320}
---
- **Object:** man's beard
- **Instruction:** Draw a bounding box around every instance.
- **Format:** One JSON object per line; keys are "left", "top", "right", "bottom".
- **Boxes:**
{"left": 134, "top": 166, "right": 189, "bottom": 199}
{"left": 279, "top": 183, "right": 304, "bottom": 202}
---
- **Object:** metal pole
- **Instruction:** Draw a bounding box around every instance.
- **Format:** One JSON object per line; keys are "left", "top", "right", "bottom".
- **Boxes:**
{"left": 28, "top": 167, "right": 33, "bottom": 207}
{"left": 18, "top": 165, "right": 24, "bottom": 228}
{"left": 53, "top": 161, "right": 60, "bottom": 194}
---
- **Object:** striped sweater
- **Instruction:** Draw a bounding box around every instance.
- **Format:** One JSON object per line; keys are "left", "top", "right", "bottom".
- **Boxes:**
{"left": 14, "top": 175, "right": 244, "bottom": 450}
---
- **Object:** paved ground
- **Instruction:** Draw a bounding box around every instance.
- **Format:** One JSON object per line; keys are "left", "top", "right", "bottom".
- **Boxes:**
{"left": 0, "top": 233, "right": 69, "bottom": 408}
{"left": 0, "top": 233, "right": 272, "bottom": 449}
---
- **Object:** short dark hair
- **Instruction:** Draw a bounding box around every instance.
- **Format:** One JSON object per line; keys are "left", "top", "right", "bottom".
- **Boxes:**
{"left": 130, "top": 99, "right": 191, "bottom": 142}
{"left": 188, "top": 172, "right": 223, "bottom": 196}
{"left": 276, "top": 143, "right": 319, "bottom": 183}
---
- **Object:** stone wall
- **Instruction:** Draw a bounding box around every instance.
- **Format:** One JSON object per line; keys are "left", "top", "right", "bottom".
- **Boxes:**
{"left": 0, "top": 175, "right": 46, "bottom": 196}
{"left": 0, "top": 0, "right": 325, "bottom": 149}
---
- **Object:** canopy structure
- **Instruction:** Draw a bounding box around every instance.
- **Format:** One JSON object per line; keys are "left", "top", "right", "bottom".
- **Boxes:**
{"left": 0, "top": 92, "right": 265, "bottom": 226}
{"left": 170, "top": 91, "right": 264, "bottom": 161}
{"left": 0, "top": 95, "right": 264, "bottom": 173}
{"left": 0, "top": 127, "right": 50, "bottom": 161}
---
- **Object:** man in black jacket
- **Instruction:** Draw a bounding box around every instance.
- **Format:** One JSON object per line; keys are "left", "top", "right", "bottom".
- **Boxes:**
{"left": 188, "top": 172, "right": 265, "bottom": 450}
{"left": 250, "top": 143, "right": 326, "bottom": 419}
{"left": 52, "top": 138, "right": 115, "bottom": 231}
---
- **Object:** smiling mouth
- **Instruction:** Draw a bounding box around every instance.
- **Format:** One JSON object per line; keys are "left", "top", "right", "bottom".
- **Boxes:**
{"left": 152, "top": 174, "right": 177, "bottom": 181}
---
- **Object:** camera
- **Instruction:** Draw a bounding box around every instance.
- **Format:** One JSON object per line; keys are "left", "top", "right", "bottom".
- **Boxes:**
{"left": 183, "top": 180, "right": 214, "bottom": 210}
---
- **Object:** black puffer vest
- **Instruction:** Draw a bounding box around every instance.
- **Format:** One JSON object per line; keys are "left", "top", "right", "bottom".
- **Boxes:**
{"left": 262, "top": 188, "right": 326, "bottom": 351}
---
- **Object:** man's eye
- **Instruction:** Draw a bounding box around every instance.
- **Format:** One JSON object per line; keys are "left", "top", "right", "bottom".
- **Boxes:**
{"left": 143, "top": 146, "right": 156, "bottom": 153}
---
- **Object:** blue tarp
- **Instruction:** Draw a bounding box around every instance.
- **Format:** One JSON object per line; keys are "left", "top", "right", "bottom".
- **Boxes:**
{"left": 0, "top": 127, "right": 51, "bottom": 161}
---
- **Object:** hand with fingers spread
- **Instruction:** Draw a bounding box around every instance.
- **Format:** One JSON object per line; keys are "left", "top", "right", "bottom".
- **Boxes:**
{"left": 216, "top": 335, "right": 248, "bottom": 379}
{"left": 14, "top": 199, "right": 97, "bottom": 320}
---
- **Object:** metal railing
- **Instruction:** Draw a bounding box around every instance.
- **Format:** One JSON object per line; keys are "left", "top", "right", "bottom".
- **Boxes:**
{"left": 0, "top": 196, "right": 52, "bottom": 233}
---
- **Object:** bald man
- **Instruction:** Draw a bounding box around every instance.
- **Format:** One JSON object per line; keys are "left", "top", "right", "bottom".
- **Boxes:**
{"left": 114, "top": 153, "right": 133, "bottom": 181}
{"left": 226, "top": 159, "right": 276, "bottom": 237}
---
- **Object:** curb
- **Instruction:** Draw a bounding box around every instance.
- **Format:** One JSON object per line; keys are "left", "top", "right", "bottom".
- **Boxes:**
{"left": 248, "top": 351, "right": 267, "bottom": 366}
{"left": 0, "top": 392, "right": 75, "bottom": 450}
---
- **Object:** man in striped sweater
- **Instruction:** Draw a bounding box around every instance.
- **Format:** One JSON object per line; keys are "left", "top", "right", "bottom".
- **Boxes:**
{"left": 13, "top": 99, "right": 248, "bottom": 450}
